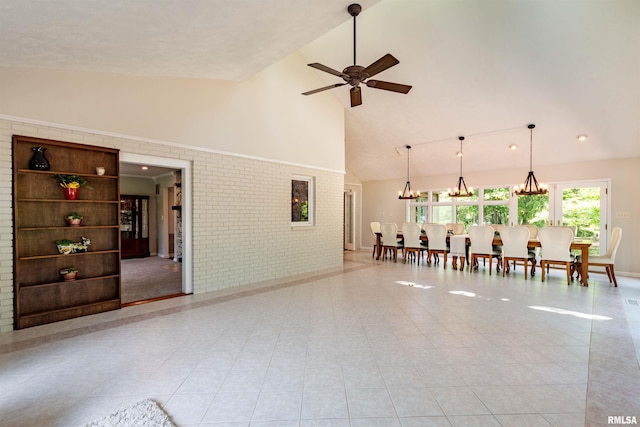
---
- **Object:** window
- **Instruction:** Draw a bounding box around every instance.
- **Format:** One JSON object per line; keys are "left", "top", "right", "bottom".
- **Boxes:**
{"left": 407, "top": 182, "right": 608, "bottom": 254}
{"left": 291, "top": 175, "right": 314, "bottom": 226}
{"left": 517, "top": 194, "right": 548, "bottom": 228}
{"left": 483, "top": 187, "right": 510, "bottom": 226}
{"left": 409, "top": 187, "right": 508, "bottom": 232}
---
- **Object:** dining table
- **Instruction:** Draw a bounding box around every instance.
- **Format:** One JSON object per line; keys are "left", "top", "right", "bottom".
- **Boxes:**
{"left": 374, "top": 232, "right": 592, "bottom": 287}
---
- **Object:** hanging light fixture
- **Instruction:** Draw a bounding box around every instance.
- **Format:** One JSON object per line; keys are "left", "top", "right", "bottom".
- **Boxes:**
{"left": 514, "top": 123, "right": 548, "bottom": 196}
{"left": 398, "top": 145, "right": 418, "bottom": 199}
{"left": 448, "top": 136, "right": 473, "bottom": 198}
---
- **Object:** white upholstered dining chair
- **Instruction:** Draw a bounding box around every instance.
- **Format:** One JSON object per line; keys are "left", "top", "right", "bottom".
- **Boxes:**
{"left": 522, "top": 224, "right": 539, "bottom": 239}
{"left": 402, "top": 222, "right": 425, "bottom": 264}
{"left": 468, "top": 225, "right": 501, "bottom": 275}
{"left": 380, "top": 223, "right": 402, "bottom": 262}
{"left": 370, "top": 221, "right": 381, "bottom": 258}
{"left": 424, "top": 223, "right": 448, "bottom": 267}
{"left": 522, "top": 224, "right": 540, "bottom": 262}
{"left": 446, "top": 223, "right": 465, "bottom": 235}
{"left": 574, "top": 227, "right": 622, "bottom": 286}
{"left": 538, "top": 226, "right": 574, "bottom": 285}
{"left": 500, "top": 226, "right": 536, "bottom": 279}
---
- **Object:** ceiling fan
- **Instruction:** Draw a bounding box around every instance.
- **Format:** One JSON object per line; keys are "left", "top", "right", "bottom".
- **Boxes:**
{"left": 302, "top": 3, "right": 412, "bottom": 107}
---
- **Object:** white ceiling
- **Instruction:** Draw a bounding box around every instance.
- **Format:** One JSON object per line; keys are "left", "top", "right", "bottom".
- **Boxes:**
{"left": 1, "top": 0, "right": 638, "bottom": 182}
{"left": 120, "top": 163, "right": 176, "bottom": 179}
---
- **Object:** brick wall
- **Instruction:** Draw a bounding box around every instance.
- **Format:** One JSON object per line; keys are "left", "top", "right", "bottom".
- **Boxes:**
{"left": 0, "top": 118, "right": 344, "bottom": 332}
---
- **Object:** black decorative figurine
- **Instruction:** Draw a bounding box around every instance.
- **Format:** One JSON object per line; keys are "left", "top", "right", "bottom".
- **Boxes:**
{"left": 28, "top": 147, "right": 50, "bottom": 171}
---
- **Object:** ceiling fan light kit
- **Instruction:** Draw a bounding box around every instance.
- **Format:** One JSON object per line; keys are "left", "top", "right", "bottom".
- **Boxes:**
{"left": 448, "top": 136, "right": 474, "bottom": 198}
{"left": 302, "top": 3, "right": 412, "bottom": 107}
{"left": 514, "top": 124, "right": 548, "bottom": 196}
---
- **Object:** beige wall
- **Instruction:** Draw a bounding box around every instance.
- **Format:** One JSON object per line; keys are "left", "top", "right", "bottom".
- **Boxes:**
{"left": 0, "top": 52, "right": 346, "bottom": 332}
{"left": 0, "top": 52, "right": 344, "bottom": 172}
{"left": 363, "top": 157, "right": 640, "bottom": 275}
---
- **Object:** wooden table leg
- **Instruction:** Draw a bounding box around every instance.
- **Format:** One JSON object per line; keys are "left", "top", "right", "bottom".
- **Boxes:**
{"left": 459, "top": 256, "right": 465, "bottom": 271}
{"left": 376, "top": 234, "right": 382, "bottom": 260}
{"left": 580, "top": 247, "right": 589, "bottom": 287}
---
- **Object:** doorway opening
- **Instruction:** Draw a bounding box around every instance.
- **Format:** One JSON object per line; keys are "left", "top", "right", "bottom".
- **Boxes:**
{"left": 119, "top": 153, "right": 192, "bottom": 304}
{"left": 344, "top": 189, "right": 356, "bottom": 251}
{"left": 516, "top": 180, "right": 609, "bottom": 255}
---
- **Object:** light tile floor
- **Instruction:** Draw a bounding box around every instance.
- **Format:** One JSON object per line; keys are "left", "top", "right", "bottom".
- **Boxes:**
{"left": 1, "top": 250, "right": 639, "bottom": 427}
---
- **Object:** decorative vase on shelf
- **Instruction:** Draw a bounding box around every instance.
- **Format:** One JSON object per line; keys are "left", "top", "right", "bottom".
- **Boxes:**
{"left": 64, "top": 187, "right": 79, "bottom": 200}
{"left": 28, "top": 147, "right": 50, "bottom": 171}
{"left": 59, "top": 268, "right": 78, "bottom": 281}
{"left": 65, "top": 212, "right": 83, "bottom": 226}
{"left": 66, "top": 218, "right": 82, "bottom": 226}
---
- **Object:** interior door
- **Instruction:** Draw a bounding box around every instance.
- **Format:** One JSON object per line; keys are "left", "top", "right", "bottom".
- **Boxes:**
{"left": 120, "top": 195, "right": 151, "bottom": 259}
{"left": 551, "top": 181, "right": 608, "bottom": 255}
{"left": 344, "top": 190, "right": 356, "bottom": 251}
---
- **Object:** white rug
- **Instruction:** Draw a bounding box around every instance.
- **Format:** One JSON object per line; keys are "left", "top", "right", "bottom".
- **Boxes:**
{"left": 83, "top": 399, "right": 175, "bottom": 427}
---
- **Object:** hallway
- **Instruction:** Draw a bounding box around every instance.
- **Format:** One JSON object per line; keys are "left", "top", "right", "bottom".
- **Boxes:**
{"left": 121, "top": 256, "right": 183, "bottom": 304}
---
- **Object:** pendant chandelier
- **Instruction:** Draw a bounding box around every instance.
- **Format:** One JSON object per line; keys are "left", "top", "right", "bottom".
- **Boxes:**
{"left": 398, "top": 145, "right": 418, "bottom": 199}
{"left": 448, "top": 136, "right": 473, "bottom": 198}
{"left": 514, "top": 123, "right": 548, "bottom": 196}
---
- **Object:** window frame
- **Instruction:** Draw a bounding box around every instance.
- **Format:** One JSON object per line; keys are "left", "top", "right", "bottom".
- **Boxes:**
{"left": 409, "top": 186, "right": 510, "bottom": 229}
{"left": 291, "top": 175, "right": 315, "bottom": 227}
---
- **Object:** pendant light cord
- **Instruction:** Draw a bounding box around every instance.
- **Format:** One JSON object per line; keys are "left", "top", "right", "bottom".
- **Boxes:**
{"left": 459, "top": 138, "right": 463, "bottom": 177}
{"left": 528, "top": 124, "right": 534, "bottom": 171}
{"left": 406, "top": 145, "right": 411, "bottom": 181}
{"left": 529, "top": 127, "right": 533, "bottom": 171}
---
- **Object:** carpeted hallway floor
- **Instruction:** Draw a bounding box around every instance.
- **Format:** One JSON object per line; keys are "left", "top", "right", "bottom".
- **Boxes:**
{"left": 121, "top": 256, "right": 183, "bottom": 303}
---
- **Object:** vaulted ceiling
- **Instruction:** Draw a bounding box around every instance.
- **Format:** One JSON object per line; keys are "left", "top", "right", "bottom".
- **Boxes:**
{"left": 2, "top": 0, "right": 638, "bottom": 181}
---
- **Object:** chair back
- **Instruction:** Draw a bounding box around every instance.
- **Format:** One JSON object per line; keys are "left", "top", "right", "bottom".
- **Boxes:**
{"left": 606, "top": 227, "right": 622, "bottom": 260}
{"left": 468, "top": 225, "right": 495, "bottom": 255}
{"left": 402, "top": 223, "right": 422, "bottom": 249}
{"left": 380, "top": 223, "right": 398, "bottom": 246}
{"left": 425, "top": 224, "right": 448, "bottom": 251}
{"left": 446, "top": 223, "right": 465, "bottom": 235}
{"left": 500, "top": 226, "right": 531, "bottom": 258}
{"left": 370, "top": 221, "right": 381, "bottom": 235}
{"left": 523, "top": 224, "right": 539, "bottom": 239}
{"left": 421, "top": 223, "right": 436, "bottom": 233}
{"left": 538, "top": 226, "right": 574, "bottom": 261}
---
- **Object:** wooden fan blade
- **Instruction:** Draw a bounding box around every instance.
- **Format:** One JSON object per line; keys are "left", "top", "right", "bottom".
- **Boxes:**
{"left": 302, "top": 83, "right": 347, "bottom": 96}
{"left": 350, "top": 87, "right": 362, "bottom": 107}
{"left": 366, "top": 80, "right": 412, "bottom": 94}
{"left": 362, "top": 54, "right": 399, "bottom": 79}
{"left": 307, "top": 63, "right": 347, "bottom": 78}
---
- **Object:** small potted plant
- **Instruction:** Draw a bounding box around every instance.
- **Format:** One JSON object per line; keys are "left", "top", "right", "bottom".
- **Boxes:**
{"left": 55, "top": 239, "right": 73, "bottom": 254}
{"left": 65, "top": 212, "right": 83, "bottom": 227}
{"left": 53, "top": 174, "right": 92, "bottom": 200}
{"left": 55, "top": 237, "right": 90, "bottom": 254}
{"left": 59, "top": 267, "right": 78, "bottom": 281}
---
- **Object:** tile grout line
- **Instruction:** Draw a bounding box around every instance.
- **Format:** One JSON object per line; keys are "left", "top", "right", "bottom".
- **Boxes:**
{"left": 0, "top": 263, "right": 377, "bottom": 355}
{"left": 586, "top": 286, "right": 640, "bottom": 426}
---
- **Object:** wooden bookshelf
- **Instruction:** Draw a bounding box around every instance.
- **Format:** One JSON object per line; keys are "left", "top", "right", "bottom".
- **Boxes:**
{"left": 12, "top": 135, "right": 121, "bottom": 329}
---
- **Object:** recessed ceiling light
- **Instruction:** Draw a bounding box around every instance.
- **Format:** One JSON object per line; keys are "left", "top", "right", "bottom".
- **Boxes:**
{"left": 141, "top": 166, "right": 149, "bottom": 170}
{"left": 456, "top": 151, "right": 462, "bottom": 157}
{"left": 509, "top": 144, "right": 517, "bottom": 150}
{"left": 577, "top": 134, "right": 588, "bottom": 142}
